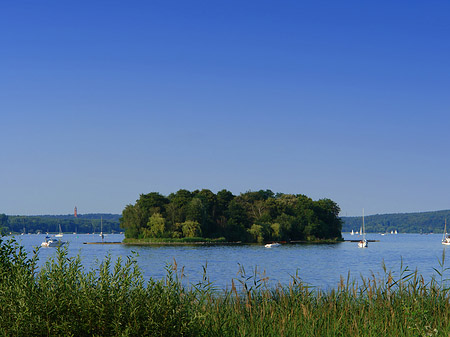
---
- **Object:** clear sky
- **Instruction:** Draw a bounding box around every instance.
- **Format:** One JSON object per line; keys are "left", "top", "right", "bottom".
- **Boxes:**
{"left": 1, "top": 0, "right": 450, "bottom": 216}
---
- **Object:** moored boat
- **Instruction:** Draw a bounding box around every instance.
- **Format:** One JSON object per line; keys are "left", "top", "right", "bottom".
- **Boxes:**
{"left": 41, "top": 236, "right": 66, "bottom": 247}
{"left": 55, "top": 224, "right": 63, "bottom": 237}
{"left": 265, "top": 242, "right": 281, "bottom": 248}
{"left": 358, "top": 209, "right": 368, "bottom": 248}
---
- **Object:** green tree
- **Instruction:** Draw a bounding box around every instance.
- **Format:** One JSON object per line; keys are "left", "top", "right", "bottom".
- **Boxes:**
{"left": 167, "top": 189, "right": 193, "bottom": 226}
{"left": 248, "top": 224, "right": 265, "bottom": 243}
{"left": 313, "top": 199, "right": 342, "bottom": 239}
{"left": 137, "top": 192, "right": 169, "bottom": 217}
{"left": 145, "top": 213, "right": 166, "bottom": 238}
{"left": 225, "top": 200, "right": 249, "bottom": 241}
{"left": 216, "top": 189, "right": 234, "bottom": 233}
{"left": 0, "top": 214, "right": 8, "bottom": 234}
{"left": 186, "top": 198, "right": 204, "bottom": 223}
{"left": 120, "top": 204, "right": 144, "bottom": 238}
{"left": 182, "top": 220, "right": 202, "bottom": 238}
{"left": 273, "top": 213, "right": 297, "bottom": 240}
{"left": 195, "top": 189, "right": 218, "bottom": 236}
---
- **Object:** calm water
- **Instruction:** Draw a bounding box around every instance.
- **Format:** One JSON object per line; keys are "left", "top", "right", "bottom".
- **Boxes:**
{"left": 10, "top": 233, "right": 450, "bottom": 290}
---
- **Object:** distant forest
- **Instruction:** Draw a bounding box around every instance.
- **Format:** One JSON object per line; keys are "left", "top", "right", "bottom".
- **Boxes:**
{"left": 119, "top": 189, "right": 343, "bottom": 243}
{"left": 341, "top": 209, "right": 450, "bottom": 234}
{"left": 3, "top": 207, "right": 450, "bottom": 237}
{"left": 0, "top": 213, "right": 121, "bottom": 234}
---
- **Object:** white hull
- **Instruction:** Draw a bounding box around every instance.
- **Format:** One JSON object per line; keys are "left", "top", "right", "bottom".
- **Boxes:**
{"left": 41, "top": 237, "right": 65, "bottom": 247}
{"left": 358, "top": 240, "right": 368, "bottom": 248}
{"left": 265, "top": 243, "right": 281, "bottom": 248}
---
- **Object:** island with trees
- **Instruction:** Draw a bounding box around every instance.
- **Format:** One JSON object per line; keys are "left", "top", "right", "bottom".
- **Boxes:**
{"left": 119, "top": 189, "right": 343, "bottom": 244}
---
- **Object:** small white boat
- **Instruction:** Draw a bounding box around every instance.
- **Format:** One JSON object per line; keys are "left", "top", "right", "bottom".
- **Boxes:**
{"left": 350, "top": 230, "right": 354, "bottom": 235}
{"left": 265, "top": 242, "right": 281, "bottom": 248}
{"left": 41, "top": 236, "right": 66, "bottom": 247}
{"left": 358, "top": 239, "right": 368, "bottom": 248}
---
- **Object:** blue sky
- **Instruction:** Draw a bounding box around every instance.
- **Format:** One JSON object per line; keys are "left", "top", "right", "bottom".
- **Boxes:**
{"left": 1, "top": 0, "right": 450, "bottom": 216}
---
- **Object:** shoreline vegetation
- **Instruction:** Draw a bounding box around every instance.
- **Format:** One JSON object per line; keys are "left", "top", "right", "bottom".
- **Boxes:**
{"left": 1, "top": 236, "right": 449, "bottom": 336}
{"left": 120, "top": 189, "right": 343, "bottom": 244}
{"left": 122, "top": 237, "right": 344, "bottom": 245}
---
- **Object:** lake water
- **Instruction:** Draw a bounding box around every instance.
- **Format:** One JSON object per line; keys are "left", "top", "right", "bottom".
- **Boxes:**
{"left": 9, "top": 233, "right": 450, "bottom": 291}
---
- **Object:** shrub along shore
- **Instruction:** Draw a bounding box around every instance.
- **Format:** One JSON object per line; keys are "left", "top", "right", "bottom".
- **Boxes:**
{"left": 122, "top": 236, "right": 343, "bottom": 245}
{"left": 1, "top": 236, "right": 449, "bottom": 336}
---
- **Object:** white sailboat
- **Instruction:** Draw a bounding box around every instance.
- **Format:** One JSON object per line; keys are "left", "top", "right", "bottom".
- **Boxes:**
{"left": 358, "top": 209, "right": 368, "bottom": 248}
{"left": 442, "top": 219, "right": 450, "bottom": 245}
{"left": 99, "top": 217, "right": 105, "bottom": 242}
{"left": 55, "top": 224, "right": 63, "bottom": 237}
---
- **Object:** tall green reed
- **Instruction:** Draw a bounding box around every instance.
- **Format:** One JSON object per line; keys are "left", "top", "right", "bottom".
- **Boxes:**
{"left": 1, "top": 235, "right": 450, "bottom": 336}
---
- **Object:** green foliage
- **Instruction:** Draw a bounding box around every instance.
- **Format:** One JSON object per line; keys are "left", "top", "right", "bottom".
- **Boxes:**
{"left": 2, "top": 237, "right": 450, "bottom": 336}
{"left": 181, "top": 220, "right": 202, "bottom": 238}
{"left": 123, "top": 237, "right": 227, "bottom": 244}
{"left": 145, "top": 213, "right": 166, "bottom": 238}
{"left": 121, "top": 189, "right": 343, "bottom": 243}
{"left": 0, "top": 214, "right": 8, "bottom": 234}
{"left": 248, "top": 224, "right": 265, "bottom": 243}
{"left": 0, "top": 237, "right": 204, "bottom": 336}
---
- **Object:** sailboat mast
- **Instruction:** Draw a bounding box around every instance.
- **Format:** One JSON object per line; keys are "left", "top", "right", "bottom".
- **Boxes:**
{"left": 362, "top": 208, "right": 365, "bottom": 239}
{"left": 101, "top": 216, "right": 104, "bottom": 242}
{"left": 444, "top": 218, "right": 447, "bottom": 241}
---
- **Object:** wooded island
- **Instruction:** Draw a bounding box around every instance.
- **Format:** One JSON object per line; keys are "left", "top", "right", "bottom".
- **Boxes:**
{"left": 120, "top": 189, "right": 343, "bottom": 243}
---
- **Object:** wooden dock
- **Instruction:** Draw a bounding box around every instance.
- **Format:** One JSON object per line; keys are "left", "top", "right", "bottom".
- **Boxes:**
{"left": 345, "top": 239, "right": 379, "bottom": 242}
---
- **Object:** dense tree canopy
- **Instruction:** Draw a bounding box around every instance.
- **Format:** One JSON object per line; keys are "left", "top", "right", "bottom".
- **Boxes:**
{"left": 120, "top": 190, "right": 343, "bottom": 242}
{"left": 0, "top": 214, "right": 8, "bottom": 234}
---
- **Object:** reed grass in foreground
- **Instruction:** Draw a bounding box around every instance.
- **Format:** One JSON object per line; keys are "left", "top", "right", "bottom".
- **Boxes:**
{"left": 0, "top": 236, "right": 449, "bottom": 336}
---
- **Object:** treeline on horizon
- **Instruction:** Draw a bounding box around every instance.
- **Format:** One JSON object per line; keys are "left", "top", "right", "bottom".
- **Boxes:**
{"left": 0, "top": 213, "right": 121, "bottom": 234}
{"left": 342, "top": 209, "right": 450, "bottom": 234}
{"left": 119, "top": 189, "right": 343, "bottom": 243}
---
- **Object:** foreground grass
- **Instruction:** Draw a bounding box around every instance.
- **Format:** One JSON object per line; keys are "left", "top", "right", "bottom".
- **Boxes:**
{"left": 1, "top": 236, "right": 449, "bottom": 336}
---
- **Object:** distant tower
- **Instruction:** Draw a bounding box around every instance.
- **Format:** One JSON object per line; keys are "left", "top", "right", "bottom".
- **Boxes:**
{"left": 74, "top": 206, "right": 78, "bottom": 218}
